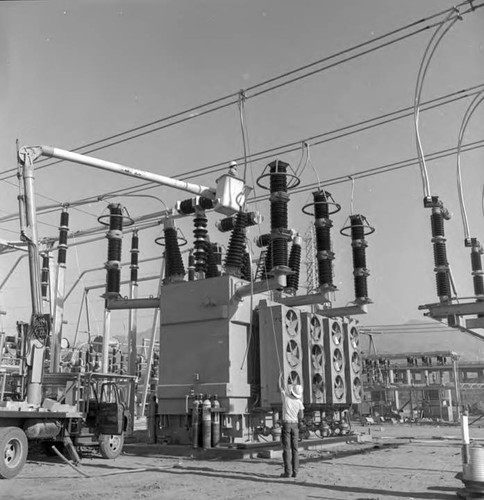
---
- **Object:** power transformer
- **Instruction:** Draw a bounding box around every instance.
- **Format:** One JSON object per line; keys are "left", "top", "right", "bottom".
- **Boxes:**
{"left": 322, "top": 317, "right": 347, "bottom": 405}
{"left": 301, "top": 313, "right": 326, "bottom": 405}
{"left": 259, "top": 300, "right": 303, "bottom": 407}
{"left": 343, "top": 318, "right": 362, "bottom": 404}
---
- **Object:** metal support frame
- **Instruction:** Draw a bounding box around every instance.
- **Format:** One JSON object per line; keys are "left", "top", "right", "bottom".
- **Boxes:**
{"left": 140, "top": 260, "right": 164, "bottom": 415}
{"left": 315, "top": 303, "right": 368, "bottom": 317}
{"left": 18, "top": 145, "right": 250, "bottom": 216}
{"left": 17, "top": 148, "right": 44, "bottom": 405}
{"left": 106, "top": 297, "right": 160, "bottom": 310}
{"left": 419, "top": 300, "right": 484, "bottom": 318}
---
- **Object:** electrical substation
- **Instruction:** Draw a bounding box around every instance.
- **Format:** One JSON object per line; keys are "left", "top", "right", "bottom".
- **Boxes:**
{"left": 1, "top": 2, "right": 484, "bottom": 497}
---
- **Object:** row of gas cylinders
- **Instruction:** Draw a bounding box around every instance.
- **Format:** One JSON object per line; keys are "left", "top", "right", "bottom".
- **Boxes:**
{"left": 191, "top": 394, "right": 221, "bottom": 449}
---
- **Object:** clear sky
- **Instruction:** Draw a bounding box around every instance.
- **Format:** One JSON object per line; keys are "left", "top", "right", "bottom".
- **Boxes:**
{"left": 1, "top": 1, "right": 483, "bottom": 348}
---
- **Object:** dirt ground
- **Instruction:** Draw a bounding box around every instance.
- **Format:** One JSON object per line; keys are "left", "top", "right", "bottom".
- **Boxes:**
{"left": 2, "top": 423, "right": 482, "bottom": 500}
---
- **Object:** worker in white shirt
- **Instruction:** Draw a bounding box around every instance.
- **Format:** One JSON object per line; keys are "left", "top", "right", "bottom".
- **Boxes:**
{"left": 278, "top": 373, "right": 304, "bottom": 478}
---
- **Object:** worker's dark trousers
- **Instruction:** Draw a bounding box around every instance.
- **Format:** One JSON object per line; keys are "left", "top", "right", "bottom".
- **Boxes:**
{"left": 281, "top": 422, "right": 299, "bottom": 475}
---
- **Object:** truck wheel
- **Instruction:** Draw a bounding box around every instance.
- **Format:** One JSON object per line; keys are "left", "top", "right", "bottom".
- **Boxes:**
{"left": 99, "top": 433, "right": 124, "bottom": 459}
{"left": 0, "top": 427, "right": 28, "bottom": 479}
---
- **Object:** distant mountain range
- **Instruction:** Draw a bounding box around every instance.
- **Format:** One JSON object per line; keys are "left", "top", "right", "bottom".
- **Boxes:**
{"left": 359, "top": 321, "right": 484, "bottom": 362}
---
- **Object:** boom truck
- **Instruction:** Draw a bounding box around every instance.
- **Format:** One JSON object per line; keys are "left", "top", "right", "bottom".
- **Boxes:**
{"left": 0, "top": 145, "right": 249, "bottom": 479}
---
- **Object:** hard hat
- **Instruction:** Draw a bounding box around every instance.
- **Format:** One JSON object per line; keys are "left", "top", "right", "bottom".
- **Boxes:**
{"left": 290, "top": 384, "right": 303, "bottom": 399}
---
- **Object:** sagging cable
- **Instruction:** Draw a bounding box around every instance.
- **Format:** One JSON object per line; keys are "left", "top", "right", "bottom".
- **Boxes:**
{"left": 414, "top": 7, "right": 462, "bottom": 200}
{"left": 296, "top": 142, "right": 321, "bottom": 192}
{"left": 457, "top": 92, "right": 484, "bottom": 242}
{"left": 238, "top": 89, "right": 250, "bottom": 183}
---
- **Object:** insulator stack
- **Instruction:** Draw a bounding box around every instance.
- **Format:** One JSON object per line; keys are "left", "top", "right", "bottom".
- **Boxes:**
{"left": 105, "top": 203, "right": 124, "bottom": 297}
{"left": 430, "top": 207, "right": 450, "bottom": 301}
{"left": 178, "top": 198, "right": 196, "bottom": 215}
{"left": 240, "top": 251, "right": 252, "bottom": 281}
{"left": 256, "top": 234, "right": 271, "bottom": 248}
{"left": 164, "top": 226, "right": 185, "bottom": 280}
{"left": 269, "top": 162, "right": 289, "bottom": 233}
{"left": 470, "top": 240, "right": 484, "bottom": 298}
{"left": 216, "top": 212, "right": 260, "bottom": 233}
{"left": 270, "top": 160, "right": 288, "bottom": 192}
{"left": 285, "top": 236, "right": 302, "bottom": 294}
{"left": 130, "top": 231, "right": 139, "bottom": 283}
{"left": 206, "top": 243, "right": 221, "bottom": 278}
{"left": 40, "top": 253, "right": 49, "bottom": 299}
{"left": 225, "top": 212, "right": 247, "bottom": 276}
{"left": 58, "top": 209, "right": 69, "bottom": 265}
{"left": 177, "top": 197, "right": 215, "bottom": 216}
{"left": 193, "top": 214, "right": 209, "bottom": 275}
{"left": 340, "top": 213, "right": 374, "bottom": 303}
{"left": 256, "top": 159, "right": 300, "bottom": 282}
{"left": 199, "top": 197, "right": 215, "bottom": 211}
{"left": 272, "top": 237, "right": 288, "bottom": 268}
{"left": 269, "top": 161, "right": 290, "bottom": 269}
{"left": 313, "top": 191, "right": 336, "bottom": 290}
{"left": 216, "top": 217, "right": 235, "bottom": 233}
{"left": 350, "top": 215, "right": 370, "bottom": 302}
{"left": 188, "top": 251, "right": 195, "bottom": 281}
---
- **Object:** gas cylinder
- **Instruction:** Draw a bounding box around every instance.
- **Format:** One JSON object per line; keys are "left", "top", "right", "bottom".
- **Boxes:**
{"left": 191, "top": 395, "right": 201, "bottom": 448}
{"left": 321, "top": 421, "right": 331, "bottom": 438}
{"left": 211, "top": 395, "right": 221, "bottom": 447}
{"left": 201, "top": 394, "right": 212, "bottom": 449}
{"left": 340, "top": 421, "right": 350, "bottom": 435}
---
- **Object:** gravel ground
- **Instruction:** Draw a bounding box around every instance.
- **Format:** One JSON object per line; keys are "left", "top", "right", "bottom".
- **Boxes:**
{"left": 1, "top": 423, "right": 482, "bottom": 500}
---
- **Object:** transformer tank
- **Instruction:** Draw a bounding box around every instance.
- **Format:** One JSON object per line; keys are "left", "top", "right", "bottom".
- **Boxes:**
{"left": 156, "top": 274, "right": 257, "bottom": 444}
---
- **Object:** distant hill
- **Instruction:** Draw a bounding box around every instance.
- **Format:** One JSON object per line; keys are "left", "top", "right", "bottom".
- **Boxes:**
{"left": 113, "top": 321, "right": 484, "bottom": 364}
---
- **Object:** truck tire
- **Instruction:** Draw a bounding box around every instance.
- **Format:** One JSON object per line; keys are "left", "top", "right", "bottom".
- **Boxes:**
{"left": 0, "top": 427, "right": 28, "bottom": 479}
{"left": 99, "top": 433, "right": 124, "bottom": 459}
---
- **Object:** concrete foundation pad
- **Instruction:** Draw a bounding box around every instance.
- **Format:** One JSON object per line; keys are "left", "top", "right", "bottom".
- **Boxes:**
{"left": 123, "top": 434, "right": 358, "bottom": 461}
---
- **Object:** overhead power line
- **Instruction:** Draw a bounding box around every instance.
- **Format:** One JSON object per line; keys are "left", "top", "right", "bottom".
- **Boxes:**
{"left": 0, "top": 2, "right": 480, "bottom": 182}
{"left": 174, "top": 84, "right": 484, "bottom": 181}
{"left": 0, "top": 83, "right": 480, "bottom": 225}
{"left": 255, "top": 139, "right": 484, "bottom": 203}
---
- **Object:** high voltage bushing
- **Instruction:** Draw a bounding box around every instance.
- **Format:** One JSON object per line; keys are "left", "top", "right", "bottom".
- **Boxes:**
{"left": 255, "top": 233, "right": 271, "bottom": 248}
{"left": 272, "top": 235, "right": 288, "bottom": 268}
{"left": 98, "top": 203, "right": 134, "bottom": 298}
{"left": 188, "top": 251, "right": 195, "bottom": 281}
{"left": 193, "top": 214, "right": 209, "bottom": 274}
{"left": 256, "top": 160, "right": 301, "bottom": 271}
{"left": 270, "top": 191, "right": 290, "bottom": 230}
{"left": 206, "top": 243, "right": 221, "bottom": 278}
{"left": 106, "top": 204, "right": 123, "bottom": 296}
{"left": 340, "top": 214, "right": 375, "bottom": 303}
{"left": 177, "top": 196, "right": 215, "bottom": 216}
{"left": 425, "top": 196, "right": 451, "bottom": 302}
{"left": 302, "top": 190, "right": 341, "bottom": 291}
{"left": 130, "top": 231, "right": 139, "bottom": 283}
{"left": 40, "top": 253, "right": 49, "bottom": 299}
{"left": 225, "top": 211, "right": 248, "bottom": 276}
{"left": 216, "top": 212, "right": 261, "bottom": 233}
{"left": 241, "top": 250, "right": 252, "bottom": 281}
{"left": 155, "top": 223, "right": 187, "bottom": 281}
{"left": 163, "top": 226, "right": 186, "bottom": 280}
{"left": 468, "top": 238, "right": 484, "bottom": 298}
{"left": 57, "top": 208, "right": 69, "bottom": 265}
{"left": 285, "top": 235, "right": 302, "bottom": 294}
